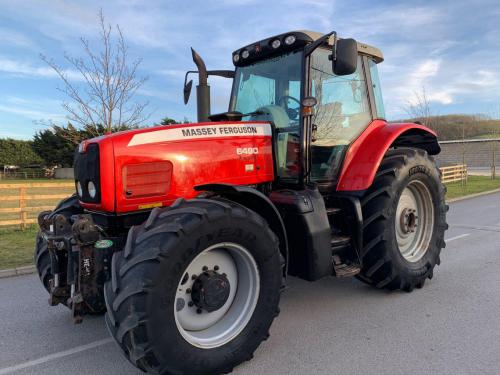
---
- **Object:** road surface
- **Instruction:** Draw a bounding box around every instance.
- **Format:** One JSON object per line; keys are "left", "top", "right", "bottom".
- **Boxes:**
{"left": 1, "top": 192, "right": 500, "bottom": 375}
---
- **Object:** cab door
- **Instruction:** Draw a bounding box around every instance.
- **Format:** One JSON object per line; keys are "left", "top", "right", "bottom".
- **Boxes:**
{"left": 308, "top": 49, "right": 373, "bottom": 183}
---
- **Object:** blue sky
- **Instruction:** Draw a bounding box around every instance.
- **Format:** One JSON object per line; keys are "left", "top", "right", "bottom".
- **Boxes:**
{"left": 0, "top": 0, "right": 499, "bottom": 139}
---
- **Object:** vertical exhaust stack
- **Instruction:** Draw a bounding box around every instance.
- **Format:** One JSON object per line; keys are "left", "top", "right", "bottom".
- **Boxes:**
{"left": 191, "top": 48, "right": 210, "bottom": 122}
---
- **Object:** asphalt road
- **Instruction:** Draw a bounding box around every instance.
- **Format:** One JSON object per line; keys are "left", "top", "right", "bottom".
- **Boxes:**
{"left": 1, "top": 192, "right": 500, "bottom": 375}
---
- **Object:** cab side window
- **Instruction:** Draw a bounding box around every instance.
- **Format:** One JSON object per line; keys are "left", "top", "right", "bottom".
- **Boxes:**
{"left": 369, "top": 59, "right": 386, "bottom": 119}
{"left": 310, "top": 49, "right": 371, "bottom": 181}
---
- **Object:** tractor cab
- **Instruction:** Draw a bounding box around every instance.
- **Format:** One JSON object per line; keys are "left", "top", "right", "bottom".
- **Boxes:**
{"left": 230, "top": 32, "right": 384, "bottom": 186}
{"left": 209, "top": 31, "right": 384, "bottom": 187}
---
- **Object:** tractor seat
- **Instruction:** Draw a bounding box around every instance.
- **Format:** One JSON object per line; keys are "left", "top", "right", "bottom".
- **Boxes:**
{"left": 250, "top": 105, "right": 291, "bottom": 129}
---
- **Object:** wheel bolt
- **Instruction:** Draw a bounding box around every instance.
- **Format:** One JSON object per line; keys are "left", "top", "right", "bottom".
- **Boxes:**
{"left": 214, "top": 265, "right": 219, "bottom": 271}
{"left": 196, "top": 308, "right": 202, "bottom": 314}
{"left": 202, "top": 266, "right": 208, "bottom": 271}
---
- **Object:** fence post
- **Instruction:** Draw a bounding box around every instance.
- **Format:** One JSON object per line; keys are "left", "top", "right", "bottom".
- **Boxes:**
{"left": 492, "top": 140, "right": 497, "bottom": 180}
{"left": 19, "top": 186, "right": 27, "bottom": 230}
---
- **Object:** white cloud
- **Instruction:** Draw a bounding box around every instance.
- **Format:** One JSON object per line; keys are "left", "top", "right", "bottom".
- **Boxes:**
{"left": 0, "top": 104, "right": 62, "bottom": 120}
{"left": 0, "top": 96, "right": 65, "bottom": 121}
{"left": 427, "top": 92, "right": 453, "bottom": 105}
{"left": 0, "top": 56, "right": 82, "bottom": 80}
{"left": 156, "top": 69, "right": 186, "bottom": 79}
{"left": 0, "top": 27, "right": 33, "bottom": 48}
{"left": 411, "top": 60, "right": 440, "bottom": 84}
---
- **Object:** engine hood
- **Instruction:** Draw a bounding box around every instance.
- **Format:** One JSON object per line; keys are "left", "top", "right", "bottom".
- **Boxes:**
{"left": 75, "top": 121, "right": 275, "bottom": 213}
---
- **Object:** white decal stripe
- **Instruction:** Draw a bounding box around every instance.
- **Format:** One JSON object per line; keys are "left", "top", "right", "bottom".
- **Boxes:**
{"left": 128, "top": 123, "right": 272, "bottom": 147}
{"left": 0, "top": 338, "right": 113, "bottom": 375}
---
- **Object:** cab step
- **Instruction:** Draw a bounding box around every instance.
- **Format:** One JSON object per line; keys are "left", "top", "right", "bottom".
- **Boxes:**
{"left": 330, "top": 235, "right": 351, "bottom": 251}
{"left": 333, "top": 262, "right": 361, "bottom": 277}
{"left": 326, "top": 207, "right": 342, "bottom": 216}
{"left": 332, "top": 254, "right": 361, "bottom": 277}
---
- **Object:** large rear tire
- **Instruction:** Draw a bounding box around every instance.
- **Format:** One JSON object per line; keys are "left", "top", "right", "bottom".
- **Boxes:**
{"left": 104, "top": 198, "right": 282, "bottom": 375}
{"left": 357, "top": 148, "right": 448, "bottom": 291}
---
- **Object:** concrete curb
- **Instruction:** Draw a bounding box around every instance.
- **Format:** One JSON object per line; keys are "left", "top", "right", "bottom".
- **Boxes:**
{"left": 0, "top": 265, "right": 36, "bottom": 279}
{"left": 447, "top": 187, "right": 500, "bottom": 203}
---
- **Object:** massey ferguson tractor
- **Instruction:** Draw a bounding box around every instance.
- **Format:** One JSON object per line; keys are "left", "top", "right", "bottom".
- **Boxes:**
{"left": 35, "top": 30, "right": 447, "bottom": 374}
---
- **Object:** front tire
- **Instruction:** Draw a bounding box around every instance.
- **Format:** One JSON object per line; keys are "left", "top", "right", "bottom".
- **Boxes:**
{"left": 357, "top": 148, "right": 448, "bottom": 291}
{"left": 104, "top": 198, "right": 282, "bottom": 374}
{"left": 34, "top": 232, "right": 52, "bottom": 292}
{"left": 34, "top": 194, "right": 83, "bottom": 294}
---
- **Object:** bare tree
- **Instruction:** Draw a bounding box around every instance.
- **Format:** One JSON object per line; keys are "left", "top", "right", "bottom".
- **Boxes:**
{"left": 41, "top": 10, "right": 149, "bottom": 138}
{"left": 403, "top": 87, "right": 437, "bottom": 133}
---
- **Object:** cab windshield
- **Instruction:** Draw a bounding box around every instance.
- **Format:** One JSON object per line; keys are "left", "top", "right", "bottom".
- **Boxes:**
{"left": 229, "top": 51, "right": 303, "bottom": 181}
{"left": 230, "top": 51, "right": 302, "bottom": 128}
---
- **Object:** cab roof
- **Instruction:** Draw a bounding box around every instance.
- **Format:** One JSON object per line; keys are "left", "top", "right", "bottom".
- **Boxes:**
{"left": 299, "top": 30, "right": 384, "bottom": 63}
{"left": 232, "top": 30, "right": 383, "bottom": 67}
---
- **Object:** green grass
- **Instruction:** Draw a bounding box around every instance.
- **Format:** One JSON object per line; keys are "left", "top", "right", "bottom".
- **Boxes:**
{"left": 1, "top": 176, "right": 500, "bottom": 270}
{"left": 445, "top": 175, "right": 500, "bottom": 199}
{"left": 470, "top": 133, "right": 500, "bottom": 140}
{"left": 0, "top": 179, "right": 73, "bottom": 270}
{"left": 0, "top": 225, "right": 38, "bottom": 270}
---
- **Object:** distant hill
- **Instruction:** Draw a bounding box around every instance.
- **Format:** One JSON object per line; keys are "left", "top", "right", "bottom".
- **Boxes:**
{"left": 394, "top": 115, "right": 500, "bottom": 141}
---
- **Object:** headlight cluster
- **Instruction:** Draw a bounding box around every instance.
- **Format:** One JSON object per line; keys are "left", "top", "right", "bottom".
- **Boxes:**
{"left": 75, "top": 180, "right": 98, "bottom": 199}
{"left": 76, "top": 181, "right": 83, "bottom": 197}
{"left": 73, "top": 142, "right": 100, "bottom": 203}
{"left": 233, "top": 33, "right": 297, "bottom": 64}
{"left": 87, "top": 181, "right": 97, "bottom": 198}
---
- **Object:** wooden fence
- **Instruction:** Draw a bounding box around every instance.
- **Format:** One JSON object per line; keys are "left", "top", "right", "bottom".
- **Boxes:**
{"left": 0, "top": 166, "right": 468, "bottom": 230}
{"left": 0, "top": 182, "right": 74, "bottom": 229}
{"left": 440, "top": 164, "right": 468, "bottom": 184}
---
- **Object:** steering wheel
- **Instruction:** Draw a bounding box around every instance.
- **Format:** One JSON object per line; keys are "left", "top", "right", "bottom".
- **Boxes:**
{"left": 278, "top": 95, "right": 301, "bottom": 120}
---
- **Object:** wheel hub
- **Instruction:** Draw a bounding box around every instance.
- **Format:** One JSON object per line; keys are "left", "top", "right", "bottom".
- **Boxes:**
{"left": 395, "top": 180, "right": 434, "bottom": 262}
{"left": 174, "top": 244, "right": 260, "bottom": 349}
{"left": 400, "top": 207, "right": 418, "bottom": 234}
{"left": 191, "top": 270, "right": 231, "bottom": 312}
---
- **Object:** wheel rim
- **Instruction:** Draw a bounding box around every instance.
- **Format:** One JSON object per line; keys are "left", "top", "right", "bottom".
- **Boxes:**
{"left": 174, "top": 242, "right": 260, "bottom": 349}
{"left": 395, "top": 180, "right": 434, "bottom": 262}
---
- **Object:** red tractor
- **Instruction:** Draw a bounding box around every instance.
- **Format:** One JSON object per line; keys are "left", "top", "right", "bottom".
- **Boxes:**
{"left": 36, "top": 30, "right": 447, "bottom": 374}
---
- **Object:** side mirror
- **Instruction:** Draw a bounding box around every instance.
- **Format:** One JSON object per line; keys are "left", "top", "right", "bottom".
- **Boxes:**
{"left": 183, "top": 80, "right": 193, "bottom": 104}
{"left": 333, "top": 38, "right": 358, "bottom": 76}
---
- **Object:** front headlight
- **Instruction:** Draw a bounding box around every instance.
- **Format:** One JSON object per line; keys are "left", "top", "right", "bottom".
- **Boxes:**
{"left": 76, "top": 181, "right": 83, "bottom": 197}
{"left": 88, "top": 181, "right": 97, "bottom": 198}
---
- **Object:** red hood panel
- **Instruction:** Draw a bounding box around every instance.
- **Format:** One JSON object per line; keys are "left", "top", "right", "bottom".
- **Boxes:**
{"left": 79, "top": 121, "right": 275, "bottom": 213}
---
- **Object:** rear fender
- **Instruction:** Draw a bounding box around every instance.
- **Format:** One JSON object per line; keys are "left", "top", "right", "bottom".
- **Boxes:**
{"left": 337, "top": 120, "right": 440, "bottom": 191}
{"left": 194, "top": 183, "right": 289, "bottom": 278}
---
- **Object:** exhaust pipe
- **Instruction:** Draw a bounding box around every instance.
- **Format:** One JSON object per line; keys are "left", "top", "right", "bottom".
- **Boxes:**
{"left": 191, "top": 48, "right": 210, "bottom": 122}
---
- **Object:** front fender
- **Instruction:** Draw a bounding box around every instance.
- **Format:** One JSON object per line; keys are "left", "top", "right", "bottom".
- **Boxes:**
{"left": 337, "top": 120, "right": 439, "bottom": 191}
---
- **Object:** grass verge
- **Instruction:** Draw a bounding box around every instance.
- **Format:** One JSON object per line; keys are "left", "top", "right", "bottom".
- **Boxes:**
{"left": 0, "top": 225, "right": 37, "bottom": 270}
{"left": 445, "top": 175, "right": 500, "bottom": 200}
